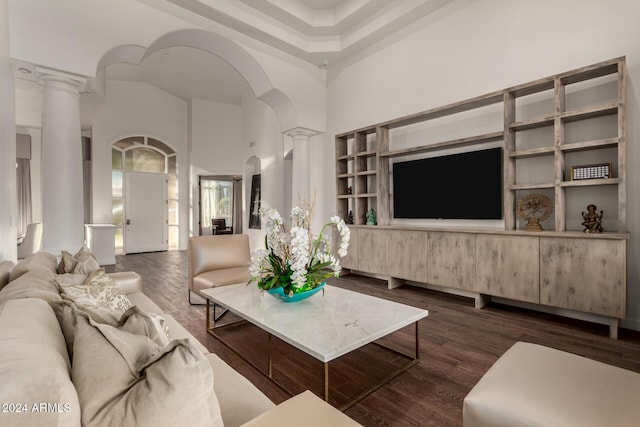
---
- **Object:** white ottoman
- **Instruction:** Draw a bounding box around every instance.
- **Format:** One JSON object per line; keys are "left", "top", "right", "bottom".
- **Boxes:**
{"left": 463, "top": 342, "right": 640, "bottom": 427}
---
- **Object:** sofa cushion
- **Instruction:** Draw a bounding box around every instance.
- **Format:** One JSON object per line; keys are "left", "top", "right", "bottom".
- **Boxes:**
{"left": 127, "top": 291, "right": 164, "bottom": 313}
{"left": 0, "top": 298, "right": 80, "bottom": 427}
{"left": 9, "top": 251, "right": 58, "bottom": 282}
{"left": 192, "top": 267, "right": 251, "bottom": 293}
{"left": 0, "top": 260, "right": 15, "bottom": 291}
{"left": 60, "top": 269, "right": 133, "bottom": 322}
{"left": 108, "top": 271, "right": 142, "bottom": 294}
{"left": 206, "top": 353, "right": 275, "bottom": 426}
{"left": 72, "top": 313, "right": 223, "bottom": 427}
{"left": 0, "top": 269, "right": 62, "bottom": 308}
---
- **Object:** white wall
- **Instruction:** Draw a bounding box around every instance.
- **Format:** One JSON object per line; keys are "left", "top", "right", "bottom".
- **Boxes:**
{"left": 246, "top": 46, "right": 327, "bottom": 132}
{"left": 323, "top": 0, "right": 640, "bottom": 329}
{"left": 190, "top": 99, "right": 244, "bottom": 173}
{"left": 240, "top": 94, "right": 286, "bottom": 251}
{"left": 0, "top": 0, "right": 16, "bottom": 260}
{"left": 91, "top": 80, "right": 189, "bottom": 249}
{"left": 189, "top": 98, "right": 244, "bottom": 236}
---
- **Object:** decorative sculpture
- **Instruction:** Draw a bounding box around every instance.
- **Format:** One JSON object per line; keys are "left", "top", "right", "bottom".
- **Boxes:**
{"left": 517, "top": 194, "right": 553, "bottom": 231}
{"left": 581, "top": 204, "right": 604, "bottom": 233}
{"left": 366, "top": 208, "right": 377, "bottom": 225}
{"left": 346, "top": 210, "right": 354, "bottom": 225}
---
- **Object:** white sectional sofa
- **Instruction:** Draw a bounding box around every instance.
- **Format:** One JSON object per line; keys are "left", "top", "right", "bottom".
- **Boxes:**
{"left": 0, "top": 251, "right": 360, "bottom": 427}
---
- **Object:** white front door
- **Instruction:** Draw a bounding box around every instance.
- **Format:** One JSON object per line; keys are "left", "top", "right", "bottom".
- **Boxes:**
{"left": 125, "top": 172, "right": 167, "bottom": 253}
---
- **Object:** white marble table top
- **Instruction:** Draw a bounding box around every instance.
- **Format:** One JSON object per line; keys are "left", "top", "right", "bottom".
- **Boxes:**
{"left": 201, "top": 284, "right": 428, "bottom": 363}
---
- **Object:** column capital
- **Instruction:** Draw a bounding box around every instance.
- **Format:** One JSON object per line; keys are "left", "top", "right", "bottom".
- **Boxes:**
{"left": 36, "top": 66, "right": 87, "bottom": 94}
{"left": 283, "top": 127, "right": 322, "bottom": 140}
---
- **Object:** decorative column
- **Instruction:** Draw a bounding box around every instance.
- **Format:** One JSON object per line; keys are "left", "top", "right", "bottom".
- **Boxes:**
{"left": 37, "top": 67, "right": 87, "bottom": 255}
{"left": 285, "top": 127, "right": 320, "bottom": 206}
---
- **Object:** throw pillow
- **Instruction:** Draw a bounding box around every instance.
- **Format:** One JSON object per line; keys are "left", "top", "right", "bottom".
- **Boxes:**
{"left": 60, "top": 269, "right": 133, "bottom": 322}
{"left": 57, "top": 250, "right": 79, "bottom": 274}
{"left": 51, "top": 302, "right": 172, "bottom": 360}
{"left": 118, "top": 306, "right": 172, "bottom": 347}
{"left": 72, "top": 313, "right": 223, "bottom": 427}
{"left": 72, "top": 252, "right": 100, "bottom": 275}
{"left": 74, "top": 246, "right": 92, "bottom": 259}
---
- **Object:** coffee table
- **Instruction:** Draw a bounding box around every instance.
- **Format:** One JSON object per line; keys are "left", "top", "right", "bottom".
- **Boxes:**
{"left": 201, "top": 283, "right": 428, "bottom": 410}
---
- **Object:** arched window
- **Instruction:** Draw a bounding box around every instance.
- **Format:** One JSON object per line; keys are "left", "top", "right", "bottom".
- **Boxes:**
{"left": 112, "top": 136, "right": 178, "bottom": 253}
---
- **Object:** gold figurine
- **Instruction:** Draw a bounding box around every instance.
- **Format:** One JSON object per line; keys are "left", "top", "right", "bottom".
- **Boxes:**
{"left": 582, "top": 204, "right": 603, "bottom": 233}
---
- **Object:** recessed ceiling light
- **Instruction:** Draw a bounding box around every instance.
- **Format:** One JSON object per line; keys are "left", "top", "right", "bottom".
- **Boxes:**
{"left": 18, "top": 67, "right": 32, "bottom": 74}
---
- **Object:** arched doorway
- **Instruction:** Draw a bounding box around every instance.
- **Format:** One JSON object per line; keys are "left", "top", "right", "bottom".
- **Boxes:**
{"left": 111, "top": 136, "right": 178, "bottom": 254}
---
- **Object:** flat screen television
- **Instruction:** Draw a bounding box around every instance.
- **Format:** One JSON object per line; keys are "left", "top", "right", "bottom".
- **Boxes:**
{"left": 392, "top": 147, "right": 503, "bottom": 220}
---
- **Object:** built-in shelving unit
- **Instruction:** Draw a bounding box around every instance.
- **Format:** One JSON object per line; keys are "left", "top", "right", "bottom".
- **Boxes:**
{"left": 334, "top": 57, "right": 628, "bottom": 338}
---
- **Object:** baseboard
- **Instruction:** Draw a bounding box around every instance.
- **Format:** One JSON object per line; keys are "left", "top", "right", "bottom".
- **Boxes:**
{"left": 621, "top": 317, "right": 640, "bottom": 332}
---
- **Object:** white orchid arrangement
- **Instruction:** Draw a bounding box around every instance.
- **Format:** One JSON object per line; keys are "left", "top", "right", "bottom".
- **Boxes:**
{"left": 249, "top": 206, "right": 350, "bottom": 296}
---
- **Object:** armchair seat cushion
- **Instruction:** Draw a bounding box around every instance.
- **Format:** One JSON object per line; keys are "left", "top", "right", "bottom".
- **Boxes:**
{"left": 192, "top": 267, "right": 251, "bottom": 293}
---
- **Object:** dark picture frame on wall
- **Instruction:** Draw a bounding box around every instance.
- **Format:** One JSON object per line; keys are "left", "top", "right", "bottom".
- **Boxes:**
{"left": 249, "top": 174, "right": 261, "bottom": 229}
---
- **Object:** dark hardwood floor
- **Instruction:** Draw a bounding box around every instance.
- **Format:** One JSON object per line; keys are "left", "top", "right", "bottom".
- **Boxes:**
{"left": 106, "top": 250, "right": 640, "bottom": 426}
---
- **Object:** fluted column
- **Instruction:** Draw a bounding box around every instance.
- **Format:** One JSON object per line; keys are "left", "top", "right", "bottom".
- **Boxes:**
{"left": 38, "top": 67, "right": 86, "bottom": 254}
{"left": 285, "top": 127, "right": 319, "bottom": 206}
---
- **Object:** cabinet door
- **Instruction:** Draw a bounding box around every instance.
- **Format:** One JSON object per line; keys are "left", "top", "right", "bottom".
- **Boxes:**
{"left": 388, "top": 229, "right": 428, "bottom": 283}
{"left": 476, "top": 235, "right": 539, "bottom": 303}
{"left": 540, "top": 237, "right": 626, "bottom": 318}
{"left": 357, "top": 228, "right": 388, "bottom": 275}
{"left": 428, "top": 232, "right": 475, "bottom": 291}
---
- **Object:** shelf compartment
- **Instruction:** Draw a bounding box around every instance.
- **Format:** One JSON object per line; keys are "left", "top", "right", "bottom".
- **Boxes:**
{"left": 380, "top": 131, "right": 504, "bottom": 158}
{"left": 561, "top": 178, "right": 620, "bottom": 187}
{"left": 509, "top": 115, "right": 554, "bottom": 131}
{"left": 381, "top": 91, "right": 504, "bottom": 129}
{"left": 560, "top": 103, "right": 618, "bottom": 123}
{"left": 508, "top": 78, "right": 555, "bottom": 98}
{"left": 561, "top": 137, "right": 619, "bottom": 153}
{"left": 510, "top": 146, "right": 555, "bottom": 159}
{"left": 559, "top": 59, "right": 622, "bottom": 85}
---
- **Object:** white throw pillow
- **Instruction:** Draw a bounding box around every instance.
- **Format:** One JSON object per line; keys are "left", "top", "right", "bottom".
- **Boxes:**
{"left": 60, "top": 269, "right": 133, "bottom": 321}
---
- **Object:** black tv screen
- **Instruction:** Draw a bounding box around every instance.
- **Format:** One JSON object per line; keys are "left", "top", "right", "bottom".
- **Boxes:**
{"left": 393, "top": 147, "right": 503, "bottom": 220}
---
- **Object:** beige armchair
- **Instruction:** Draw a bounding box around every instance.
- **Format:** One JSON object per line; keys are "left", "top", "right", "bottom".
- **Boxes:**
{"left": 17, "top": 222, "right": 43, "bottom": 260}
{"left": 188, "top": 234, "right": 251, "bottom": 304}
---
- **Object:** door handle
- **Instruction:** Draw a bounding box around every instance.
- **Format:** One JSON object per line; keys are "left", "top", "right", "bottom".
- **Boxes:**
{"left": 126, "top": 219, "right": 131, "bottom": 225}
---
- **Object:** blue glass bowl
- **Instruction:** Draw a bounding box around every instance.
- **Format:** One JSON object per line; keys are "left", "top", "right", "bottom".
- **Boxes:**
{"left": 265, "top": 282, "right": 325, "bottom": 303}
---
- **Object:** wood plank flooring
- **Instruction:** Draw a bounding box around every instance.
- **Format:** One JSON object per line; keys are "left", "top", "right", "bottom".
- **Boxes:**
{"left": 106, "top": 250, "right": 640, "bottom": 426}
